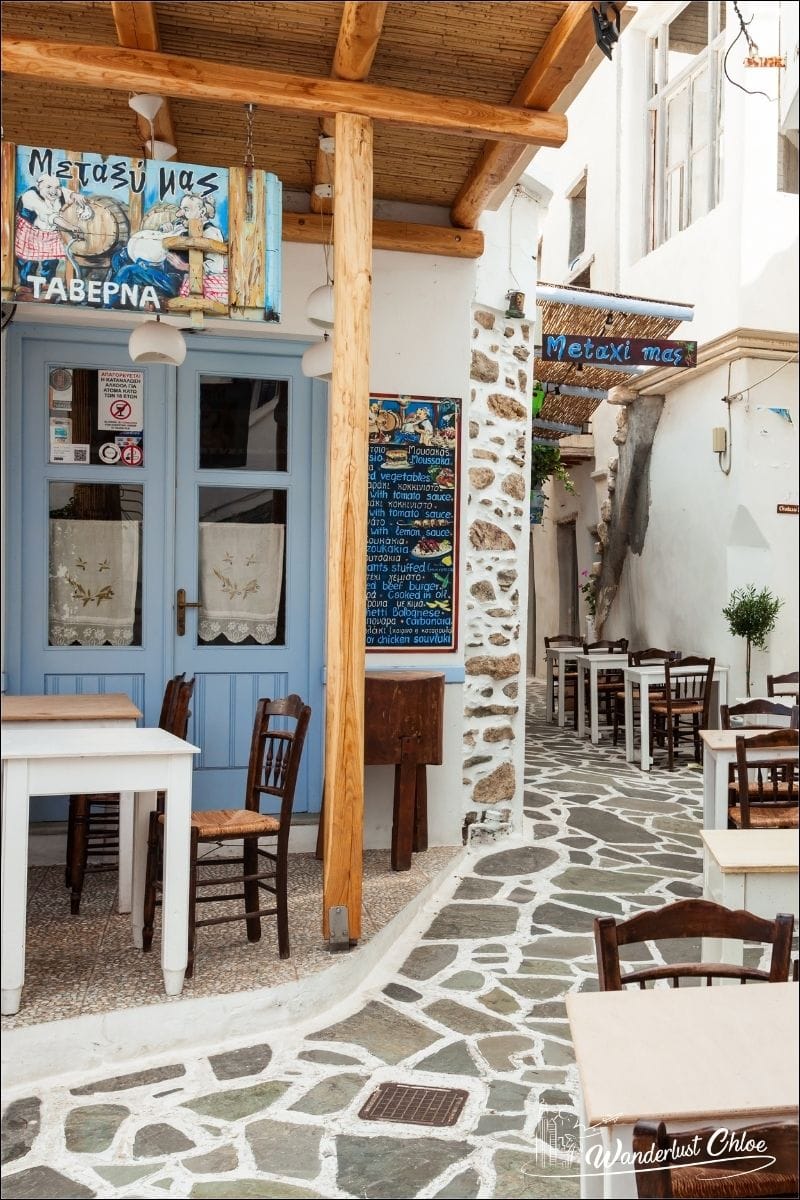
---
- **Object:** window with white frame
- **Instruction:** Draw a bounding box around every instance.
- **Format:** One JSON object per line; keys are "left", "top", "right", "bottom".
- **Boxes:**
{"left": 646, "top": 2, "right": 726, "bottom": 250}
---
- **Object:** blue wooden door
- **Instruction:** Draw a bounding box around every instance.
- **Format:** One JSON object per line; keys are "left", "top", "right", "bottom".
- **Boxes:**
{"left": 172, "top": 338, "right": 325, "bottom": 813}
{"left": 8, "top": 326, "right": 326, "bottom": 820}
{"left": 8, "top": 326, "right": 172, "bottom": 819}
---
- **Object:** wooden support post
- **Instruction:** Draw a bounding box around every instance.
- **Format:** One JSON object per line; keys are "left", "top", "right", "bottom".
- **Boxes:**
{"left": 1, "top": 142, "right": 16, "bottom": 295}
{"left": 322, "top": 112, "right": 373, "bottom": 943}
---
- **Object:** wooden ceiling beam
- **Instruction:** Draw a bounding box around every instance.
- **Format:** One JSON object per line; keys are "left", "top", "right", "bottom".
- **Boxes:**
{"left": 311, "top": 2, "right": 388, "bottom": 215}
{"left": 451, "top": 2, "right": 615, "bottom": 228}
{"left": 2, "top": 38, "right": 568, "bottom": 147}
{"left": 284, "top": 211, "right": 484, "bottom": 258}
{"left": 110, "top": 2, "right": 177, "bottom": 153}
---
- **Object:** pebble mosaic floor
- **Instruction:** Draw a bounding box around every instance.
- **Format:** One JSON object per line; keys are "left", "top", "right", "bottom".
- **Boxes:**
{"left": 3, "top": 682, "right": 731, "bottom": 1199}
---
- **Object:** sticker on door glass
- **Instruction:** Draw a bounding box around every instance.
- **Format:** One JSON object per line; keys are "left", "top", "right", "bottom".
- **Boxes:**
{"left": 97, "top": 370, "right": 144, "bottom": 433}
{"left": 116, "top": 435, "right": 144, "bottom": 467}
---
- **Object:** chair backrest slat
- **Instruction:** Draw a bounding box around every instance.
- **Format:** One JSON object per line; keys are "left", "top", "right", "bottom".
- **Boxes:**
{"left": 735, "top": 730, "right": 799, "bottom": 826}
{"left": 722, "top": 698, "right": 797, "bottom": 729}
{"left": 631, "top": 647, "right": 681, "bottom": 666}
{"left": 245, "top": 696, "right": 312, "bottom": 833}
{"left": 768, "top": 670, "right": 799, "bottom": 699}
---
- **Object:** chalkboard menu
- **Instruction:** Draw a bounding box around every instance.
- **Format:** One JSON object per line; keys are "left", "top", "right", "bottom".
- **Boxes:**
{"left": 367, "top": 394, "right": 460, "bottom": 651}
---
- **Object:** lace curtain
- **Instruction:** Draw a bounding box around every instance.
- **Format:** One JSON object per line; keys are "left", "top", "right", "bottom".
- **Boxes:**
{"left": 198, "top": 522, "right": 285, "bottom": 644}
{"left": 49, "top": 519, "right": 139, "bottom": 646}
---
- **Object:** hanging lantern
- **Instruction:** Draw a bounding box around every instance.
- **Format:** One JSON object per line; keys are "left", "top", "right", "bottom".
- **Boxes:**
{"left": 305, "top": 283, "right": 334, "bottom": 328}
{"left": 129, "top": 317, "right": 186, "bottom": 366}
{"left": 301, "top": 333, "right": 333, "bottom": 381}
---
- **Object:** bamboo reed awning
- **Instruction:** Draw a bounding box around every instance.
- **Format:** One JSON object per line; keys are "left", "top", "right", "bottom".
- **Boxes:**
{"left": 535, "top": 281, "right": 692, "bottom": 431}
{"left": 0, "top": 1, "right": 611, "bottom": 236}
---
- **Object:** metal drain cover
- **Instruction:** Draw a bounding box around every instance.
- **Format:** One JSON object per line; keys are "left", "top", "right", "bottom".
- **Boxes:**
{"left": 358, "top": 1082, "right": 468, "bottom": 1128}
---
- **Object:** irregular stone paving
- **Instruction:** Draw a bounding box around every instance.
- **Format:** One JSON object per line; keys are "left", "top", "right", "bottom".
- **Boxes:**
{"left": 4, "top": 681, "right": 740, "bottom": 1199}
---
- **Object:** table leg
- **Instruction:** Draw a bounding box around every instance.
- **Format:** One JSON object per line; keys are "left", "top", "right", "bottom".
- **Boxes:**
{"left": 392, "top": 741, "right": 417, "bottom": 872}
{"left": 546, "top": 654, "right": 555, "bottom": 724}
{"left": 578, "top": 1090, "right": 604, "bottom": 1200}
{"left": 557, "top": 657, "right": 566, "bottom": 728}
{"left": 703, "top": 749, "right": 717, "bottom": 829}
{"left": 640, "top": 684, "right": 651, "bottom": 772}
{"left": 578, "top": 662, "right": 587, "bottom": 738}
{"left": 716, "top": 672, "right": 728, "bottom": 723}
{"left": 603, "top": 1124, "right": 637, "bottom": 1199}
{"left": 624, "top": 676, "right": 635, "bottom": 763}
{"left": 714, "top": 751, "right": 730, "bottom": 831}
{"left": 590, "top": 664, "right": 600, "bottom": 745}
{"left": 413, "top": 765, "right": 428, "bottom": 853}
{"left": 160, "top": 756, "right": 192, "bottom": 995}
{"left": 130, "top": 789, "right": 157, "bottom": 950}
{"left": 703, "top": 870, "right": 745, "bottom": 967}
{"left": 1, "top": 760, "right": 30, "bottom": 1016}
{"left": 117, "top": 791, "right": 134, "bottom": 914}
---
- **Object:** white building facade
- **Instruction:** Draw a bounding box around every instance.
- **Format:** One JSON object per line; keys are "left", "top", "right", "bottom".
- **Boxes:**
{"left": 528, "top": 0, "right": 799, "bottom": 698}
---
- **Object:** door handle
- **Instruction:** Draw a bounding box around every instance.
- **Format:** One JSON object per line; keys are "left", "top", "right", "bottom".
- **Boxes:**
{"left": 176, "top": 588, "right": 200, "bottom": 636}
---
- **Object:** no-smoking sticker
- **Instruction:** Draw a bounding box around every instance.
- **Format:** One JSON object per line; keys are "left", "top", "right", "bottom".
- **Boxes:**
{"left": 120, "top": 443, "right": 143, "bottom": 467}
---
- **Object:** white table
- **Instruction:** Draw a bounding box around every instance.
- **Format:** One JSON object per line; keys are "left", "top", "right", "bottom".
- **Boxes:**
{"left": 576, "top": 653, "right": 629, "bottom": 744}
{"left": 702, "top": 829, "right": 799, "bottom": 965}
{"left": 623, "top": 664, "right": 729, "bottom": 771}
{"left": 1, "top": 727, "right": 199, "bottom": 1015}
{"left": 567, "top": 983, "right": 799, "bottom": 1199}
{"left": 545, "top": 645, "right": 581, "bottom": 727}
{"left": 1, "top": 693, "right": 141, "bottom": 913}
{"left": 699, "top": 727, "right": 798, "bottom": 830}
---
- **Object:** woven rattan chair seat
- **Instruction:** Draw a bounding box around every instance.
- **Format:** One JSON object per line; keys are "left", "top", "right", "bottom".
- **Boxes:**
{"left": 728, "top": 804, "right": 799, "bottom": 829}
{"left": 672, "top": 1165, "right": 798, "bottom": 1198}
{"left": 650, "top": 697, "right": 703, "bottom": 713}
{"left": 159, "top": 809, "right": 281, "bottom": 839}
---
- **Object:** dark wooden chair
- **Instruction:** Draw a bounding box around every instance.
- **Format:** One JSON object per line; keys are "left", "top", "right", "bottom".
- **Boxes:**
{"left": 730, "top": 730, "right": 799, "bottom": 830}
{"left": 613, "top": 648, "right": 681, "bottom": 746}
{"left": 65, "top": 675, "right": 194, "bottom": 914}
{"left": 633, "top": 1119, "right": 799, "bottom": 1199}
{"left": 594, "top": 898, "right": 794, "bottom": 990}
{"left": 545, "top": 634, "right": 582, "bottom": 728}
{"left": 649, "top": 656, "right": 715, "bottom": 771}
{"left": 143, "top": 694, "right": 311, "bottom": 977}
{"left": 720, "top": 702, "right": 798, "bottom": 811}
{"left": 767, "top": 671, "right": 799, "bottom": 702}
{"left": 581, "top": 638, "right": 629, "bottom": 725}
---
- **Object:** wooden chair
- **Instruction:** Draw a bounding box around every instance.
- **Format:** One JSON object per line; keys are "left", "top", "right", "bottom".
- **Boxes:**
{"left": 65, "top": 675, "right": 194, "bottom": 914}
{"left": 545, "top": 634, "right": 582, "bottom": 728}
{"left": 142, "top": 694, "right": 311, "bottom": 977}
{"left": 719, "top": 702, "right": 798, "bottom": 812}
{"left": 594, "top": 898, "right": 794, "bottom": 990}
{"left": 730, "top": 730, "right": 799, "bottom": 830}
{"left": 582, "top": 638, "right": 629, "bottom": 724}
{"left": 767, "top": 671, "right": 799, "bottom": 702}
{"left": 633, "top": 1119, "right": 799, "bottom": 1199}
{"left": 649, "top": 656, "right": 715, "bottom": 771}
{"left": 613, "top": 648, "right": 680, "bottom": 746}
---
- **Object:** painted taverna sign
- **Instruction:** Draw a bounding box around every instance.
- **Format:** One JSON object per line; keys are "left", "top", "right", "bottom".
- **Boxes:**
{"left": 1, "top": 144, "right": 282, "bottom": 321}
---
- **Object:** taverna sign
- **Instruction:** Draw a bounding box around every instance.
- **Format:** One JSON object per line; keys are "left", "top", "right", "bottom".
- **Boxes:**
{"left": 1, "top": 143, "right": 282, "bottom": 322}
{"left": 543, "top": 334, "right": 697, "bottom": 367}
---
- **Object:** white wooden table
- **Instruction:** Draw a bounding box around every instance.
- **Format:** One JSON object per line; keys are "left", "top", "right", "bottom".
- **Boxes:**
{"left": 567, "top": 983, "right": 799, "bottom": 1199}
{"left": 576, "top": 653, "right": 629, "bottom": 744}
{"left": 1, "top": 693, "right": 141, "bottom": 914}
{"left": 702, "top": 829, "right": 799, "bottom": 966}
{"left": 545, "top": 645, "right": 581, "bottom": 727}
{"left": 1, "top": 726, "right": 199, "bottom": 1015}
{"left": 699, "top": 727, "right": 798, "bottom": 830}
{"left": 623, "top": 664, "right": 729, "bottom": 771}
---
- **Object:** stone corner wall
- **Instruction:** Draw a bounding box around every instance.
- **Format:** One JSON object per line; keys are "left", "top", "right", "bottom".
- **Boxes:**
{"left": 463, "top": 304, "right": 531, "bottom": 827}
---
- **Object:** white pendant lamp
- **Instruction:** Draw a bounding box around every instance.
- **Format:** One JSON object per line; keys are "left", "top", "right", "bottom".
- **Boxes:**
{"left": 301, "top": 333, "right": 333, "bottom": 380}
{"left": 129, "top": 316, "right": 186, "bottom": 366}
{"left": 145, "top": 139, "right": 178, "bottom": 161}
{"left": 305, "top": 283, "right": 334, "bottom": 328}
{"left": 128, "top": 93, "right": 164, "bottom": 123}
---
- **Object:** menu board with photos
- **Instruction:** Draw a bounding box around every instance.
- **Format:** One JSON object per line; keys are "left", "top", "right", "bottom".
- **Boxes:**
{"left": 366, "top": 394, "right": 460, "bottom": 651}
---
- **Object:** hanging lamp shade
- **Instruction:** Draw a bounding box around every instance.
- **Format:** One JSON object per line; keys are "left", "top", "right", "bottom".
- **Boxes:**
{"left": 305, "top": 283, "right": 334, "bottom": 328}
{"left": 128, "top": 93, "right": 164, "bottom": 122}
{"left": 145, "top": 139, "right": 178, "bottom": 161}
{"left": 129, "top": 319, "right": 186, "bottom": 366}
{"left": 301, "top": 335, "right": 333, "bottom": 381}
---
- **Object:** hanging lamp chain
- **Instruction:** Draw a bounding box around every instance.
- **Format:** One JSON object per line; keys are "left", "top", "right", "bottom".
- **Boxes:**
{"left": 243, "top": 103, "right": 256, "bottom": 168}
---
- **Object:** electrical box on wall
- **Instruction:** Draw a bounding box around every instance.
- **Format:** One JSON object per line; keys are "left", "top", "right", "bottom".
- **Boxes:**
{"left": 712, "top": 427, "right": 728, "bottom": 453}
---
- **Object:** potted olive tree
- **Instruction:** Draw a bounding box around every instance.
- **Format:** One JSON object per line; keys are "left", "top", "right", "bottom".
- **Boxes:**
{"left": 530, "top": 443, "right": 574, "bottom": 526}
{"left": 722, "top": 585, "right": 784, "bottom": 696}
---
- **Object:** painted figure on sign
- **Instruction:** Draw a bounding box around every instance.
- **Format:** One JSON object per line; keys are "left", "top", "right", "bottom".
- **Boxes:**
{"left": 401, "top": 404, "right": 435, "bottom": 446}
{"left": 173, "top": 193, "right": 229, "bottom": 304}
{"left": 107, "top": 225, "right": 184, "bottom": 307}
{"left": 14, "top": 174, "right": 89, "bottom": 288}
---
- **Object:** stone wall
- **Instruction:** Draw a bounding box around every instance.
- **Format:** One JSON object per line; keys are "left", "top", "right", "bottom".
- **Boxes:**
{"left": 463, "top": 305, "right": 532, "bottom": 825}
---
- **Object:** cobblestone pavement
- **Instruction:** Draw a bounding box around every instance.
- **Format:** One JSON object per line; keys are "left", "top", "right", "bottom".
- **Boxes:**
{"left": 2, "top": 683, "right": 708, "bottom": 1199}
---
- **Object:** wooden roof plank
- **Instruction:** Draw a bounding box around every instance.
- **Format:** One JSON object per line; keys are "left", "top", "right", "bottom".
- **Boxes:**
{"left": 110, "top": 1, "right": 178, "bottom": 151}
{"left": 312, "top": 2, "right": 389, "bottom": 214}
{"left": 284, "top": 211, "right": 484, "bottom": 258}
{"left": 2, "top": 37, "right": 568, "bottom": 146}
{"left": 451, "top": 2, "right": 610, "bottom": 228}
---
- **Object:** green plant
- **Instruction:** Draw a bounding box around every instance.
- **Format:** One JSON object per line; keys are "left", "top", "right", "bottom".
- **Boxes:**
{"left": 580, "top": 569, "right": 597, "bottom": 618}
{"left": 531, "top": 443, "right": 575, "bottom": 494}
{"left": 722, "top": 585, "right": 784, "bottom": 696}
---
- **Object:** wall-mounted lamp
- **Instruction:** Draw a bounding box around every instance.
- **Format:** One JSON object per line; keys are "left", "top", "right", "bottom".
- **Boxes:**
{"left": 128, "top": 315, "right": 186, "bottom": 366}
{"left": 301, "top": 332, "right": 333, "bottom": 381}
{"left": 592, "top": 2, "right": 621, "bottom": 61}
{"left": 505, "top": 290, "right": 526, "bottom": 319}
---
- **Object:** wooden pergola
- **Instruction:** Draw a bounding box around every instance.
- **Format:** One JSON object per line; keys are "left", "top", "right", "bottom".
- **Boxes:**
{"left": 1, "top": 0, "right": 612, "bottom": 945}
